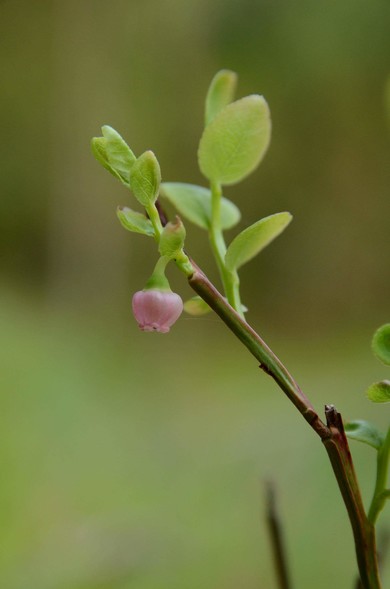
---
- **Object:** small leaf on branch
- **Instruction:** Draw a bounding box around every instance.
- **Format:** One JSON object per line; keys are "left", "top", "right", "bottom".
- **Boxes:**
{"left": 366, "top": 380, "right": 390, "bottom": 404}
{"left": 91, "top": 137, "right": 118, "bottom": 177}
{"left": 160, "top": 182, "right": 241, "bottom": 230}
{"left": 372, "top": 323, "right": 390, "bottom": 366}
{"left": 117, "top": 207, "right": 155, "bottom": 236}
{"left": 101, "top": 126, "right": 136, "bottom": 185}
{"left": 184, "top": 296, "right": 211, "bottom": 316}
{"left": 225, "top": 212, "right": 292, "bottom": 271}
{"left": 130, "top": 151, "right": 161, "bottom": 207}
{"left": 205, "top": 69, "right": 237, "bottom": 126}
{"left": 345, "top": 420, "right": 384, "bottom": 450}
{"left": 198, "top": 95, "right": 271, "bottom": 185}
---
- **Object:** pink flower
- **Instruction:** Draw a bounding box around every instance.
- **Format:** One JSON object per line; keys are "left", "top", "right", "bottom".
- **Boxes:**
{"left": 132, "top": 289, "right": 183, "bottom": 333}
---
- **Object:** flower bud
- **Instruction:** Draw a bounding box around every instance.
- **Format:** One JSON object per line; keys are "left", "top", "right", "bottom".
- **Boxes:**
{"left": 132, "top": 289, "right": 183, "bottom": 333}
{"left": 158, "top": 216, "right": 186, "bottom": 259}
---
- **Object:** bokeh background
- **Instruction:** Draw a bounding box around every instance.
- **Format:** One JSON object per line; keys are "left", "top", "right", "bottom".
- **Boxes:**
{"left": 1, "top": 1, "right": 389, "bottom": 588}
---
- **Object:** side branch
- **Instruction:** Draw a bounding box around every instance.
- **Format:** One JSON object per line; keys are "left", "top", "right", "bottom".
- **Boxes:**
{"left": 188, "top": 265, "right": 328, "bottom": 439}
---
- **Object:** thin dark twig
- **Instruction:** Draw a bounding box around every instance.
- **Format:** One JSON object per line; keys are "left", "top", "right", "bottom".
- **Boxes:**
{"left": 265, "top": 481, "right": 293, "bottom": 589}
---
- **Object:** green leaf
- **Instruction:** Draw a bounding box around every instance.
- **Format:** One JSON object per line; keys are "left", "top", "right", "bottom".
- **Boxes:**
{"left": 91, "top": 137, "right": 111, "bottom": 171}
{"left": 184, "top": 296, "right": 211, "bottom": 316}
{"left": 117, "top": 207, "right": 155, "bottom": 236}
{"left": 225, "top": 212, "right": 292, "bottom": 271}
{"left": 158, "top": 217, "right": 186, "bottom": 259}
{"left": 372, "top": 324, "right": 390, "bottom": 366}
{"left": 366, "top": 380, "right": 390, "bottom": 403}
{"left": 101, "top": 126, "right": 136, "bottom": 185}
{"left": 130, "top": 150, "right": 161, "bottom": 207}
{"left": 205, "top": 69, "right": 237, "bottom": 126}
{"left": 91, "top": 137, "right": 123, "bottom": 182}
{"left": 160, "top": 182, "right": 241, "bottom": 230}
{"left": 345, "top": 420, "right": 384, "bottom": 450}
{"left": 198, "top": 95, "right": 271, "bottom": 186}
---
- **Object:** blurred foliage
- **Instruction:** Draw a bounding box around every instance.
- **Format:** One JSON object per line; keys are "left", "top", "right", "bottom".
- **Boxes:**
{"left": 0, "top": 1, "right": 389, "bottom": 588}
{"left": 0, "top": 289, "right": 388, "bottom": 589}
{"left": 0, "top": 0, "right": 389, "bottom": 327}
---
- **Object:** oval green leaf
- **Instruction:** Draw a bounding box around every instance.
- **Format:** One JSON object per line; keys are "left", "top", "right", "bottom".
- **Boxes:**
{"left": 198, "top": 95, "right": 271, "bottom": 186}
{"left": 372, "top": 323, "right": 390, "bottom": 366}
{"left": 366, "top": 380, "right": 390, "bottom": 403}
{"left": 130, "top": 150, "right": 161, "bottom": 207}
{"left": 101, "top": 126, "right": 136, "bottom": 185}
{"left": 184, "top": 296, "right": 211, "bottom": 316}
{"left": 160, "top": 182, "right": 241, "bottom": 230}
{"left": 225, "top": 212, "right": 292, "bottom": 271}
{"left": 345, "top": 420, "right": 384, "bottom": 450}
{"left": 205, "top": 69, "right": 237, "bottom": 126}
{"left": 117, "top": 206, "right": 155, "bottom": 236}
{"left": 91, "top": 136, "right": 116, "bottom": 174}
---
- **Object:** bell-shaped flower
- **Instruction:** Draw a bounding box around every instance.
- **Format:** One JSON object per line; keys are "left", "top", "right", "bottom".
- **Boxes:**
{"left": 132, "top": 289, "right": 183, "bottom": 333}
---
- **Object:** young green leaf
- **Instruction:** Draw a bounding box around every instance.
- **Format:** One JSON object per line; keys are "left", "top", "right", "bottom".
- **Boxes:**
{"left": 366, "top": 380, "right": 390, "bottom": 403}
{"left": 117, "top": 207, "right": 155, "bottom": 236}
{"left": 372, "top": 323, "right": 390, "bottom": 366}
{"left": 158, "top": 216, "right": 186, "bottom": 259}
{"left": 91, "top": 137, "right": 111, "bottom": 171}
{"left": 225, "top": 212, "right": 292, "bottom": 271}
{"left": 91, "top": 137, "right": 124, "bottom": 183}
{"left": 101, "top": 126, "right": 136, "bottom": 185}
{"left": 160, "top": 182, "right": 241, "bottom": 230}
{"left": 345, "top": 420, "right": 384, "bottom": 450}
{"left": 130, "top": 151, "right": 161, "bottom": 207}
{"left": 205, "top": 69, "right": 238, "bottom": 126}
{"left": 184, "top": 296, "right": 211, "bottom": 316}
{"left": 198, "top": 95, "right": 271, "bottom": 186}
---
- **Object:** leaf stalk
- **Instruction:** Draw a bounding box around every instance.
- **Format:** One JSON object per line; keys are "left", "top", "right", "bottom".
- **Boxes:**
{"left": 209, "top": 181, "right": 244, "bottom": 316}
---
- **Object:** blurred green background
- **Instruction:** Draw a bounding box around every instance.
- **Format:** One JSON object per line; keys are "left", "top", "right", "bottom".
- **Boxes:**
{"left": 0, "top": 1, "right": 389, "bottom": 588}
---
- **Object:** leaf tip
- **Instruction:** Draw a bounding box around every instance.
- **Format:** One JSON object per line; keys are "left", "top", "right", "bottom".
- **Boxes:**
{"left": 372, "top": 323, "right": 390, "bottom": 365}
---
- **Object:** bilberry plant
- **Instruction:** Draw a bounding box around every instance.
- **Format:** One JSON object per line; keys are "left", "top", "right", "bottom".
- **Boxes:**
{"left": 92, "top": 70, "right": 389, "bottom": 589}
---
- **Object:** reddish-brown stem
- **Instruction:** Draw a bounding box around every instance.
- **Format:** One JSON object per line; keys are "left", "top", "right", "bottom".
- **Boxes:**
{"left": 323, "top": 407, "right": 381, "bottom": 589}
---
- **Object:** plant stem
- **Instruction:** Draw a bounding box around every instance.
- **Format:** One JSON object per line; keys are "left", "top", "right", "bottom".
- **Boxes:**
{"left": 146, "top": 203, "right": 164, "bottom": 238}
{"left": 187, "top": 264, "right": 382, "bottom": 589}
{"left": 188, "top": 263, "right": 325, "bottom": 434}
{"left": 324, "top": 407, "right": 381, "bottom": 589}
{"left": 368, "top": 427, "right": 390, "bottom": 525}
{"left": 209, "top": 181, "right": 243, "bottom": 315}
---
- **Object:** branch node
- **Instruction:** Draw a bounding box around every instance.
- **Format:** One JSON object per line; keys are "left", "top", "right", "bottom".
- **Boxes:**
{"left": 259, "top": 362, "right": 272, "bottom": 376}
